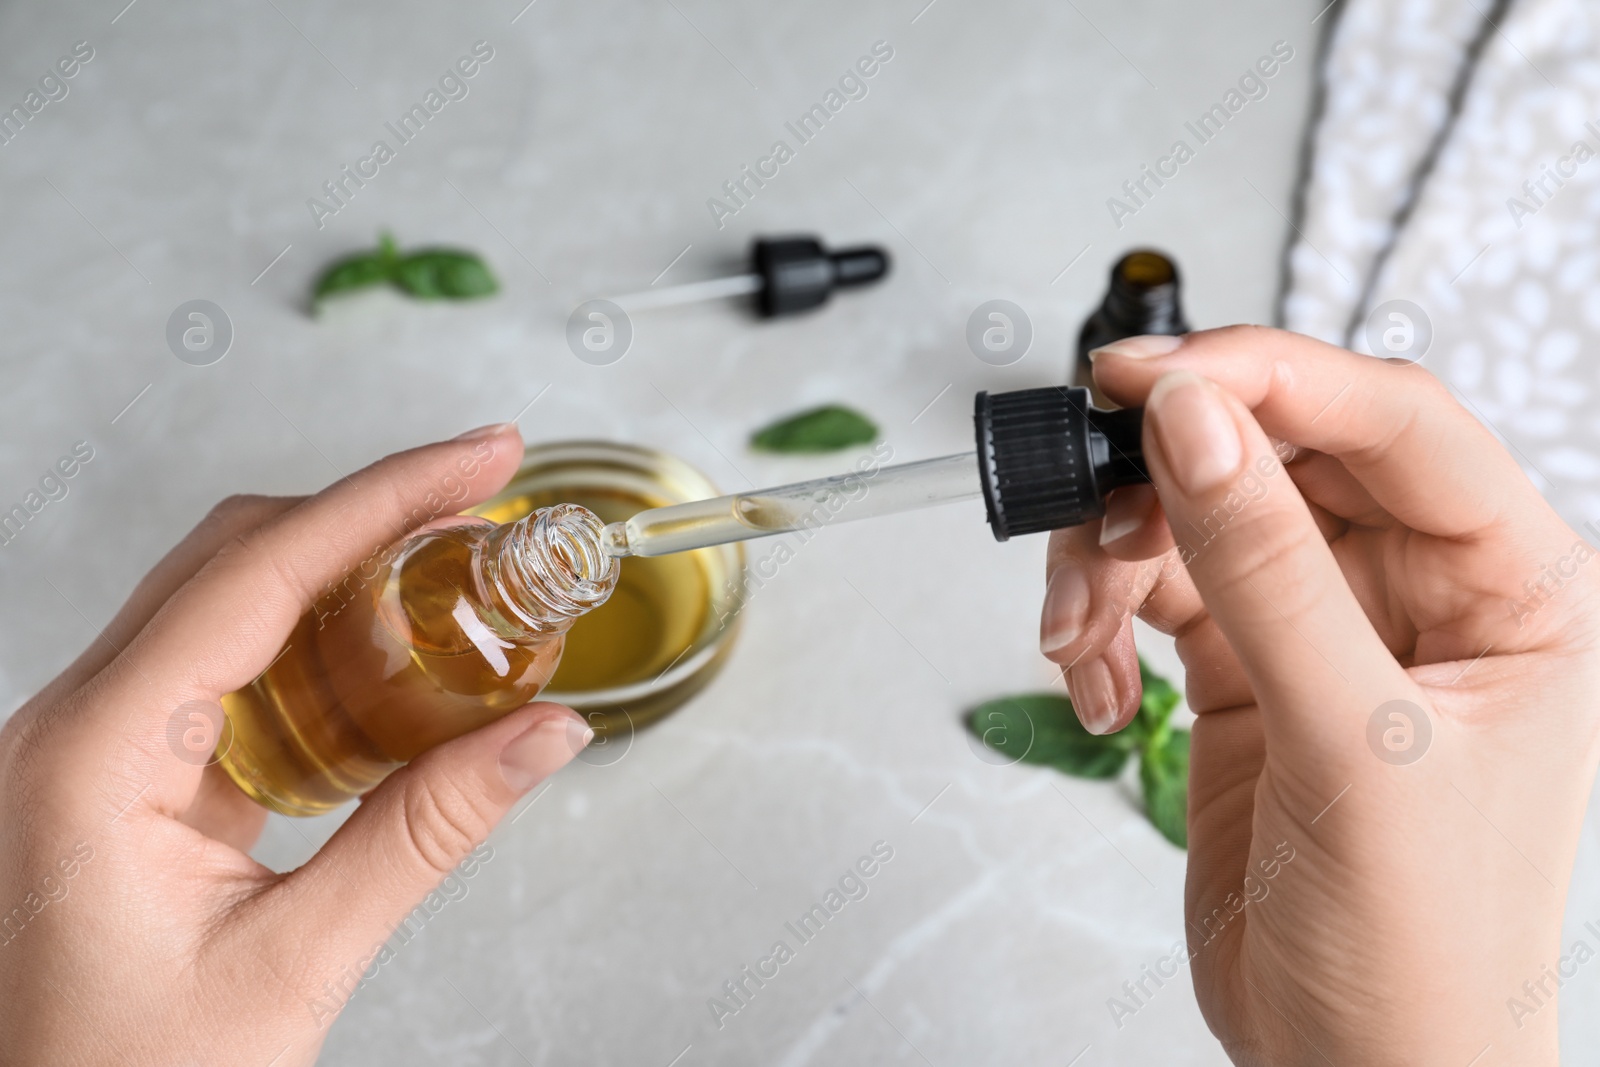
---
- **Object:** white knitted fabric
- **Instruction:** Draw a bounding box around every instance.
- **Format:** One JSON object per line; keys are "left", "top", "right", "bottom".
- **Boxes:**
{"left": 1283, "top": 0, "right": 1491, "bottom": 344}
{"left": 1284, "top": 0, "right": 1600, "bottom": 529}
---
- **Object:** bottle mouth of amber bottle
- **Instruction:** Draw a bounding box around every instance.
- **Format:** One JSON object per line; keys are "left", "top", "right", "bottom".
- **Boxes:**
{"left": 1102, "top": 250, "right": 1189, "bottom": 335}
{"left": 470, "top": 441, "right": 745, "bottom": 735}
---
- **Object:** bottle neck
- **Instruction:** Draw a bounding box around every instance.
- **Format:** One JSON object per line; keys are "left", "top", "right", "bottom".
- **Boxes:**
{"left": 1100, "top": 251, "right": 1189, "bottom": 336}
{"left": 479, "top": 504, "right": 619, "bottom": 641}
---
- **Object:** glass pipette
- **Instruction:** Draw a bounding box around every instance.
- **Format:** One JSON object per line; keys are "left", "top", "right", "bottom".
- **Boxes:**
{"left": 601, "top": 452, "right": 978, "bottom": 558}
{"left": 599, "top": 386, "right": 1151, "bottom": 558}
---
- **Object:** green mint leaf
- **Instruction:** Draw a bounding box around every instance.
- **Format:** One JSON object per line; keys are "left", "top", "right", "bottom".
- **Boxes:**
{"left": 966, "top": 694, "right": 1134, "bottom": 779}
{"left": 311, "top": 234, "right": 496, "bottom": 309}
{"left": 750, "top": 405, "right": 879, "bottom": 453}
{"left": 393, "top": 249, "right": 499, "bottom": 300}
{"left": 1130, "top": 655, "right": 1182, "bottom": 743}
{"left": 1139, "top": 727, "right": 1189, "bottom": 848}
{"left": 312, "top": 251, "right": 394, "bottom": 305}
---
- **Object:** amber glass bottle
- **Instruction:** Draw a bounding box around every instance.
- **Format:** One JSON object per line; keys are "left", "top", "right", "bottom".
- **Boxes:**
{"left": 218, "top": 504, "right": 618, "bottom": 816}
{"left": 1073, "top": 250, "right": 1190, "bottom": 406}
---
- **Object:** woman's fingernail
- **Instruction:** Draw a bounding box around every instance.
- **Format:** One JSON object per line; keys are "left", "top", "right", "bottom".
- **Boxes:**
{"left": 499, "top": 714, "right": 587, "bottom": 793}
{"left": 1099, "top": 485, "right": 1156, "bottom": 547}
{"left": 1147, "top": 371, "right": 1243, "bottom": 494}
{"left": 1041, "top": 567, "right": 1090, "bottom": 656}
{"left": 1089, "top": 334, "right": 1184, "bottom": 362}
{"left": 1067, "top": 658, "right": 1119, "bottom": 735}
{"left": 453, "top": 421, "right": 516, "bottom": 442}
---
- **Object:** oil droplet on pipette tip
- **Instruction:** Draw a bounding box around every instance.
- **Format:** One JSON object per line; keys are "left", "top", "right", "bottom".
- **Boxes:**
{"left": 601, "top": 521, "right": 633, "bottom": 558}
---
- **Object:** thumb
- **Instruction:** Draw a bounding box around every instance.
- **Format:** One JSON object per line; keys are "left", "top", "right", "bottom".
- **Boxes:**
{"left": 272, "top": 703, "right": 589, "bottom": 975}
{"left": 1141, "top": 370, "right": 1407, "bottom": 748}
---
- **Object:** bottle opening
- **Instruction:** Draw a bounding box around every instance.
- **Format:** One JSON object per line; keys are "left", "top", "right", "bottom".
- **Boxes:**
{"left": 1115, "top": 250, "right": 1177, "bottom": 288}
{"left": 541, "top": 504, "right": 616, "bottom": 585}
{"left": 493, "top": 503, "right": 620, "bottom": 632}
{"left": 1105, "top": 249, "right": 1187, "bottom": 335}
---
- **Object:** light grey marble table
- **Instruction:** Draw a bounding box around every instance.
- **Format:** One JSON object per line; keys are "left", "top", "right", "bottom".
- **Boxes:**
{"left": 8, "top": 2, "right": 1591, "bottom": 1065}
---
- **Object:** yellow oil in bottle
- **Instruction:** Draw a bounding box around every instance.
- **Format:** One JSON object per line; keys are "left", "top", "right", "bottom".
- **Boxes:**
{"left": 219, "top": 507, "right": 614, "bottom": 816}
{"left": 475, "top": 485, "right": 710, "bottom": 693}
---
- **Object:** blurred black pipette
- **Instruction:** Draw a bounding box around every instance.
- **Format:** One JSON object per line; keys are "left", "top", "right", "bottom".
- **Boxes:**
{"left": 608, "top": 235, "right": 890, "bottom": 318}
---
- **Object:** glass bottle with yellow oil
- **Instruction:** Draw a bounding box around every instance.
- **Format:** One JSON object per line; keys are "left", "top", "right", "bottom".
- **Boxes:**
{"left": 218, "top": 503, "right": 618, "bottom": 816}
{"left": 469, "top": 442, "right": 747, "bottom": 735}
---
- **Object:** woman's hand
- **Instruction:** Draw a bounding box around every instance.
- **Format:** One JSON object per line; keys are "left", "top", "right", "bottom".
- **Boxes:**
{"left": 0, "top": 424, "right": 591, "bottom": 1065}
{"left": 1041, "top": 327, "right": 1600, "bottom": 1066}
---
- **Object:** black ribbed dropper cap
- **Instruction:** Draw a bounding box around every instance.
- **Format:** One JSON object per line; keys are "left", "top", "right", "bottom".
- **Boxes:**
{"left": 974, "top": 386, "right": 1150, "bottom": 541}
{"left": 753, "top": 236, "right": 890, "bottom": 316}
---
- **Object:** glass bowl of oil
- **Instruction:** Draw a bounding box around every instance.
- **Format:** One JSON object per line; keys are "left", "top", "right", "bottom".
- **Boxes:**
{"left": 470, "top": 441, "right": 744, "bottom": 739}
